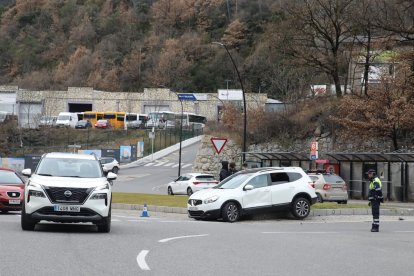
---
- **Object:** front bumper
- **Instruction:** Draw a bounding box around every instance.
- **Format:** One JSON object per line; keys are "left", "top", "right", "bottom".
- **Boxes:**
{"left": 29, "top": 207, "right": 105, "bottom": 223}
{"left": 188, "top": 208, "right": 221, "bottom": 220}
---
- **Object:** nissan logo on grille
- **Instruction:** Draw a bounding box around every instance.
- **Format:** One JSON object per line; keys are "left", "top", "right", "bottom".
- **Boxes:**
{"left": 64, "top": 190, "right": 72, "bottom": 198}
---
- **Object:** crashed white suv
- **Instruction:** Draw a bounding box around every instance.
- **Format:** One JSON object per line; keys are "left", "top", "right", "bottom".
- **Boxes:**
{"left": 21, "top": 152, "right": 116, "bottom": 232}
{"left": 188, "top": 167, "right": 317, "bottom": 222}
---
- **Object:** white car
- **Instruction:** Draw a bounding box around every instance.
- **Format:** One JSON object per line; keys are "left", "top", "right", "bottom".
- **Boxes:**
{"left": 168, "top": 173, "right": 218, "bottom": 196}
{"left": 21, "top": 152, "right": 116, "bottom": 232}
{"left": 99, "top": 157, "right": 120, "bottom": 174}
{"left": 307, "top": 172, "right": 348, "bottom": 204}
{"left": 187, "top": 167, "right": 317, "bottom": 222}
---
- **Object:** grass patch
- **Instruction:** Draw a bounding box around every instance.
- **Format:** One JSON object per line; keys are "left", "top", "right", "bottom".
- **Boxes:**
{"left": 113, "top": 193, "right": 369, "bottom": 209}
{"left": 313, "top": 202, "right": 369, "bottom": 209}
{"left": 113, "top": 192, "right": 188, "bottom": 208}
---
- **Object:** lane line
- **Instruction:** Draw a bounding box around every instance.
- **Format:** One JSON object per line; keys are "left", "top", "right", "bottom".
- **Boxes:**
{"left": 172, "top": 164, "right": 180, "bottom": 168}
{"left": 262, "top": 231, "right": 340, "bottom": 234}
{"left": 158, "top": 234, "right": 208, "bottom": 243}
{"left": 164, "top": 162, "right": 175, "bottom": 167}
{"left": 154, "top": 162, "right": 167, "bottom": 167}
{"left": 137, "top": 250, "right": 151, "bottom": 271}
{"left": 182, "top": 164, "right": 192, "bottom": 168}
{"left": 144, "top": 163, "right": 155, "bottom": 166}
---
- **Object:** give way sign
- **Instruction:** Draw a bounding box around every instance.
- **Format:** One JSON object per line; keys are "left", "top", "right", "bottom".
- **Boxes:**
{"left": 211, "top": 138, "right": 228, "bottom": 154}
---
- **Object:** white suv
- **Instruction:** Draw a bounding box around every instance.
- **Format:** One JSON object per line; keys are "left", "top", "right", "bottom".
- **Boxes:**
{"left": 21, "top": 152, "right": 116, "bottom": 232}
{"left": 187, "top": 167, "right": 317, "bottom": 222}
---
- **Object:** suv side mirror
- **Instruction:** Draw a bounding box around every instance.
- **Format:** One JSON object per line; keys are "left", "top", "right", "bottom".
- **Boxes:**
{"left": 22, "top": 168, "right": 32, "bottom": 177}
{"left": 244, "top": 184, "right": 254, "bottom": 191}
{"left": 107, "top": 172, "right": 117, "bottom": 181}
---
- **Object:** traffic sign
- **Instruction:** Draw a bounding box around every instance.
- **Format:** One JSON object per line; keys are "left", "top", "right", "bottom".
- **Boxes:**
{"left": 211, "top": 138, "right": 227, "bottom": 154}
{"left": 177, "top": 93, "right": 196, "bottom": 101}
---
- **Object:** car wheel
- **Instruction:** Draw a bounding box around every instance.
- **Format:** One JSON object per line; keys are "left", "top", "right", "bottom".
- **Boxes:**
{"left": 187, "top": 187, "right": 193, "bottom": 196}
{"left": 222, "top": 202, "right": 240, "bottom": 223}
{"left": 168, "top": 186, "right": 174, "bottom": 195}
{"left": 291, "top": 197, "right": 311, "bottom": 219}
{"left": 316, "top": 193, "right": 323, "bottom": 203}
{"left": 338, "top": 200, "right": 348, "bottom": 204}
{"left": 21, "top": 204, "right": 36, "bottom": 231}
{"left": 97, "top": 206, "right": 111, "bottom": 233}
{"left": 112, "top": 167, "right": 119, "bottom": 174}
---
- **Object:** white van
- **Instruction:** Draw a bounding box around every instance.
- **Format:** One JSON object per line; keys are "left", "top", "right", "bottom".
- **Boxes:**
{"left": 56, "top": 112, "right": 78, "bottom": 128}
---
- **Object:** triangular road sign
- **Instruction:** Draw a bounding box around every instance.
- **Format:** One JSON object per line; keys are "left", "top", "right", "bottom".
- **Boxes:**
{"left": 211, "top": 137, "right": 228, "bottom": 154}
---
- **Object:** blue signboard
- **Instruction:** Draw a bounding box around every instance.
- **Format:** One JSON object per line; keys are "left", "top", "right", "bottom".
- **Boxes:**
{"left": 177, "top": 93, "right": 196, "bottom": 101}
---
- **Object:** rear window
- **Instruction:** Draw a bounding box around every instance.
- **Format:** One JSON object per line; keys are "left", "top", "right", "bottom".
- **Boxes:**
{"left": 322, "top": 174, "right": 344, "bottom": 183}
{"left": 195, "top": 175, "right": 215, "bottom": 181}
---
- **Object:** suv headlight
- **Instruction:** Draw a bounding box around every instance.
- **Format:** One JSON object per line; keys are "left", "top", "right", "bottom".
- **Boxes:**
{"left": 204, "top": 195, "right": 219, "bottom": 204}
{"left": 95, "top": 183, "right": 109, "bottom": 191}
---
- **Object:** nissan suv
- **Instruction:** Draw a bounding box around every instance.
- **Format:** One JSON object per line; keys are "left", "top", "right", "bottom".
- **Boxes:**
{"left": 187, "top": 167, "right": 317, "bottom": 222}
{"left": 21, "top": 152, "right": 116, "bottom": 232}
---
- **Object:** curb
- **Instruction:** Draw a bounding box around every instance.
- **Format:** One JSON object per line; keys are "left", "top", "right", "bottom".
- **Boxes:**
{"left": 113, "top": 203, "right": 414, "bottom": 217}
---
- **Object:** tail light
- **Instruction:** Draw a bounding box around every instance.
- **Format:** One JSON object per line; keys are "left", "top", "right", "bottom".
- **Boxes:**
{"left": 323, "top": 184, "right": 332, "bottom": 190}
{"left": 193, "top": 182, "right": 202, "bottom": 185}
{"left": 342, "top": 184, "right": 347, "bottom": 191}
{"left": 308, "top": 182, "right": 315, "bottom": 188}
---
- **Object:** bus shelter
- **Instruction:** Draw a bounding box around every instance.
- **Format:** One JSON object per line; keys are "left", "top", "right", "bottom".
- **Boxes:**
{"left": 243, "top": 151, "right": 414, "bottom": 202}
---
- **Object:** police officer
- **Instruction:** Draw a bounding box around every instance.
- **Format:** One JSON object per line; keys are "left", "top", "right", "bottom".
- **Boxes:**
{"left": 367, "top": 169, "right": 383, "bottom": 232}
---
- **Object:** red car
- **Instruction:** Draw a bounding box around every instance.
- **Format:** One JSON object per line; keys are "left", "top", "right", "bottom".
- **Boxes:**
{"left": 95, "top": 119, "right": 111, "bottom": 129}
{"left": 0, "top": 168, "right": 25, "bottom": 213}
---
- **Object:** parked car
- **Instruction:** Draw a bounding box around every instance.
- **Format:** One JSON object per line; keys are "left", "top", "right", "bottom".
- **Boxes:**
{"left": 75, "top": 119, "right": 92, "bottom": 129}
{"left": 99, "top": 157, "right": 120, "bottom": 174}
{"left": 187, "top": 167, "right": 317, "bottom": 222}
{"left": 55, "top": 112, "right": 78, "bottom": 128}
{"left": 0, "top": 168, "right": 25, "bottom": 213}
{"left": 20, "top": 152, "right": 116, "bottom": 232}
{"left": 39, "top": 116, "right": 57, "bottom": 128}
{"left": 307, "top": 171, "right": 348, "bottom": 204}
{"left": 168, "top": 173, "right": 218, "bottom": 196}
{"left": 127, "top": 120, "right": 144, "bottom": 129}
{"left": 95, "top": 119, "right": 111, "bottom": 129}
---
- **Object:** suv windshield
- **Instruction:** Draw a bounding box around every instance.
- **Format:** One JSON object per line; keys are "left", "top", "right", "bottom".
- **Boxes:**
{"left": 216, "top": 173, "right": 253, "bottom": 189}
{"left": 37, "top": 158, "right": 102, "bottom": 178}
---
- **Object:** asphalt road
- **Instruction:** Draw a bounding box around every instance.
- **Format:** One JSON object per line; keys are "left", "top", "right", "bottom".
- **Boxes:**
{"left": 112, "top": 142, "right": 200, "bottom": 194}
{"left": 1, "top": 211, "right": 414, "bottom": 276}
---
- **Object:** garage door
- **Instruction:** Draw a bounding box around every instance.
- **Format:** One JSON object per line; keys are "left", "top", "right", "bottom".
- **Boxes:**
{"left": 143, "top": 105, "right": 170, "bottom": 114}
{"left": 19, "top": 103, "right": 42, "bottom": 128}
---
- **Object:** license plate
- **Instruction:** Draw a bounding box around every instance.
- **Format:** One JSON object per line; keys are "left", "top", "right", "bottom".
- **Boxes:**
{"left": 188, "top": 206, "right": 198, "bottom": 211}
{"left": 9, "top": 199, "right": 21, "bottom": 205}
{"left": 54, "top": 205, "right": 80, "bottom": 212}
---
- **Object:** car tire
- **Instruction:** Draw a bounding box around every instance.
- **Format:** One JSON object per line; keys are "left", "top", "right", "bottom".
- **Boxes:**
{"left": 221, "top": 201, "right": 240, "bottom": 223}
{"left": 187, "top": 187, "right": 193, "bottom": 196}
{"left": 316, "top": 193, "right": 323, "bottom": 203}
{"left": 168, "top": 186, "right": 174, "bottom": 195}
{"left": 338, "top": 200, "right": 348, "bottom": 204}
{"left": 21, "top": 204, "right": 36, "bottom": 231}
{"left": 97, "top": 206, "right": 111, "bottom": 233}
{"left": 112, "top": 167, "right": 119, "bottom": 174}
{"left": 291, "top": 197, "right": 311, "bottom": 219}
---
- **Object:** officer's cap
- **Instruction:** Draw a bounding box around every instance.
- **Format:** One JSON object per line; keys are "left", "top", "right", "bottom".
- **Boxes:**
{"left": 367, "top": 169, "right": 376, "bottom": 174}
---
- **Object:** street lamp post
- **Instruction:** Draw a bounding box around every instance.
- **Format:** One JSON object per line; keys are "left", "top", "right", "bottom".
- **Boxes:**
{"left": 167, "top": 89, "right": 184, "bottom": 177}
{"left": 212, "top": 42, "right": 247, "bottom": 162}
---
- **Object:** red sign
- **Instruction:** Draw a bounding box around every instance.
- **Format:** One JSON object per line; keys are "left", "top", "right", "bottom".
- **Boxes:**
{"left": 211, "top": 138, "right": 228, "bottom": 154}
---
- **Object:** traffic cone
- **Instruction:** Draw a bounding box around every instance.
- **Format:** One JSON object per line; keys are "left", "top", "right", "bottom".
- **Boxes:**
{"left": 140, "top": 203, "right": 150, "bottom": 217}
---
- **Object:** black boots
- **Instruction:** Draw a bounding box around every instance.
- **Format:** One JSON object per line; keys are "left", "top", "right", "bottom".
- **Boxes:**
{"left": 371, "top": 224, "right": 379, "bottom": 232}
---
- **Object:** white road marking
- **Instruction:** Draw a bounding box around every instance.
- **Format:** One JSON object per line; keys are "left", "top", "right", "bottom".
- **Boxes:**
{"left": 152, "top": 184, "right": 167, "bottom": 192}
{"left": 158, "top": 234, "right": 209, "bottom": 243}
{"left": 262, "top": 231, "right": 340, "bottom": 234}
{"left": 154, "top": 162, "right": 167, "bottom": 166}
{"left": 144, "top": 163, "right": 155, "bottom": 166}
{"left": 182, "top": 164, "right": 192, "bottom": 168}
{"left": 128, "top": 220, "right": 149, "bottom": 222}
{"left": 172, "top": 164, "right": 180, "bottom": 168}
{"left": 111, "top": 219, "right": 121, "bottom": 222}
{"left": 164, "top": 162, "right": 175, "bottom": 167}
{"left": 395, "top": 231, "right": 414, "bottom": 233}
{"left": 137, "top": 250, "right": 150, "bottom": 271}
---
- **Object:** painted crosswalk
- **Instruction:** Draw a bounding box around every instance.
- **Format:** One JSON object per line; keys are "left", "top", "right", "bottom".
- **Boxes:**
{"left": 143, "top": 161, "right": 193, "bottom": 169}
